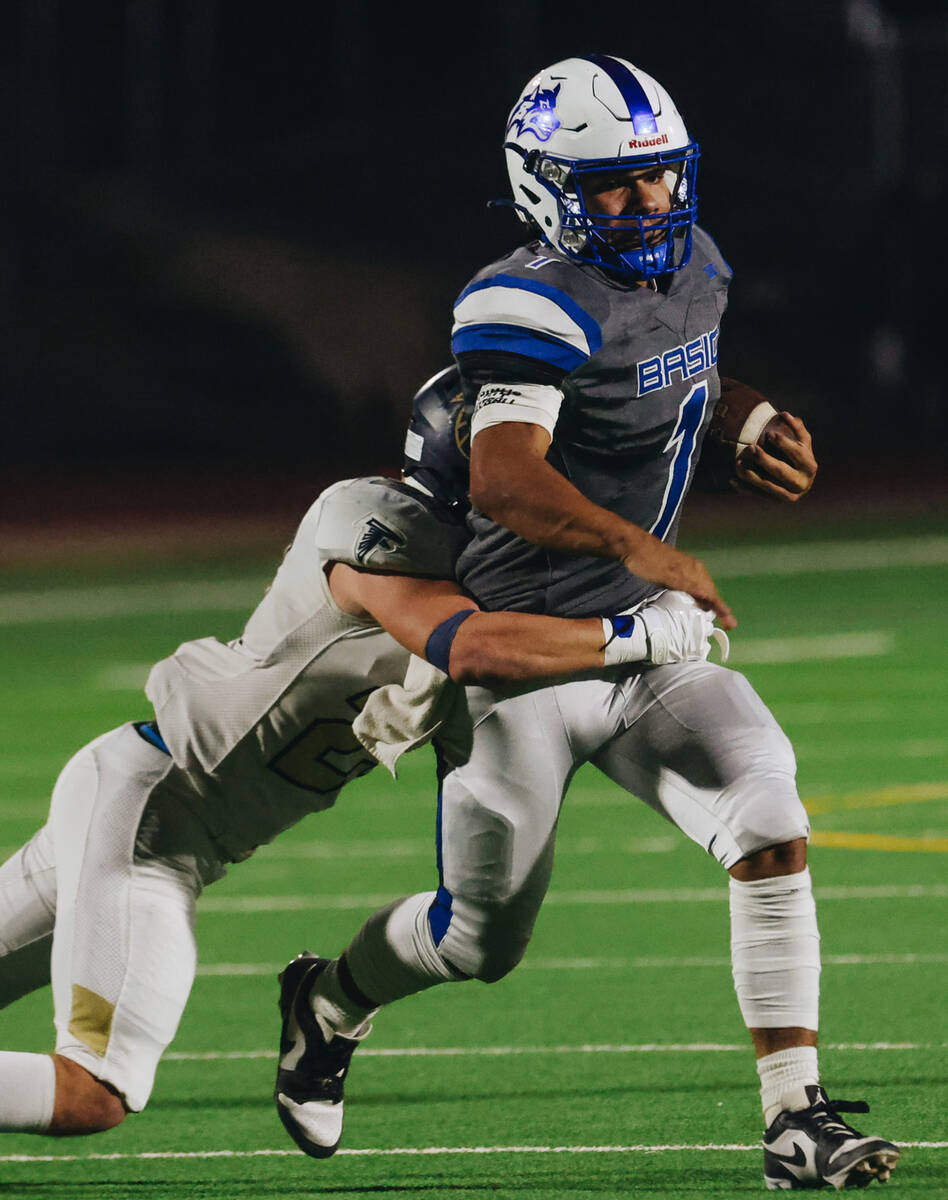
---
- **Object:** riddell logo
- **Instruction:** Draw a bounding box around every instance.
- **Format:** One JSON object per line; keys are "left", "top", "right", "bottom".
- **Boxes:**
{"left": 629, "top": 133, "right": 669, "bottom": 148}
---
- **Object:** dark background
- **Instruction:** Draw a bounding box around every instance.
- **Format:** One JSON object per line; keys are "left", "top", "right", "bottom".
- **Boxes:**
{"left": 1, "top": 0, "right": 945, "bottom": 530}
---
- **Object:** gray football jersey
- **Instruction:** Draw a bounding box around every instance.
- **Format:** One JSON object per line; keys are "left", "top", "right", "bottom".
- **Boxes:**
{"left": 144, "top": 477, "right": 467, "bottom": 863}
{"left": 452, "top": 226, "right": 732, "bottom": 616}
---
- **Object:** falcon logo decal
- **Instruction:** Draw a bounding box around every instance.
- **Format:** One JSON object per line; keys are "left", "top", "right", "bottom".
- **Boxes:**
{"left": 506, "top": 83, "right": 561, "bottom": 142}
{"left": 354, "top": 516, "right": 406, "bottom": 566}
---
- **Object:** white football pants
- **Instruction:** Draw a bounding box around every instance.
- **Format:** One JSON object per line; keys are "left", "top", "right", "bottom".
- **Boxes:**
{"left": 431, "top": 662, "right": 808, "bottom": 982}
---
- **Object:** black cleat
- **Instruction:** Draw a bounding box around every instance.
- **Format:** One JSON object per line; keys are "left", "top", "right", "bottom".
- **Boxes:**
{"left": 763, "top": 1084, "right": 900, "bottom": 1189}
{"left": 273, "top": 952, "right": 368, "bottom": 1158}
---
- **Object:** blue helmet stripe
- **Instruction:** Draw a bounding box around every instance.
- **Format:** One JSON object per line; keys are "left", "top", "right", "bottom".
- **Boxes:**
{"left": 582, "top": 54, "right": 658, "bottom": 135}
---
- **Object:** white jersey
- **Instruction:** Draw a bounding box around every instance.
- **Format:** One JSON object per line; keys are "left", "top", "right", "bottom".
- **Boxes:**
{"left": 144, "top": 477, "right": 468, "bottom": 864}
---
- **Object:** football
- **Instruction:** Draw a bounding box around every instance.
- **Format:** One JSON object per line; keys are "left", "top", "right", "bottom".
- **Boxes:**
{"left": 693, "top": 377, "right": 795, "bottom": 491}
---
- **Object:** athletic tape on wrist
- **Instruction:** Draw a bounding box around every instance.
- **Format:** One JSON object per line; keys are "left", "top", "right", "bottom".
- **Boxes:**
{"left": 425, "top": 609, "right": 477, "bottom": 674}
{"left": 601, "top": 615, "right": 648, "bottom": 665}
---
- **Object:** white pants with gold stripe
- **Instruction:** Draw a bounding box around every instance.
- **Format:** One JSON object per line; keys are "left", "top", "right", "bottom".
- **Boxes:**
{"left": 0, "top": 723, "right": 225, "bottom": 1112}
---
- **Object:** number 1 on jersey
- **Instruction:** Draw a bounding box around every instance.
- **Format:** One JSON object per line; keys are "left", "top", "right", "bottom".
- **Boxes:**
{"left": 649, "top": 380, "right": 711, "bottom": 541}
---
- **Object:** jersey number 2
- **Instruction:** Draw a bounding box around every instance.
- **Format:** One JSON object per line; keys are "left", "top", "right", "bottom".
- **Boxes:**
{"left": 268, "top": 718, "right": 376, "bottom": 794}
{"left": 649, "top": 380, "right": 710, "bottom": 541}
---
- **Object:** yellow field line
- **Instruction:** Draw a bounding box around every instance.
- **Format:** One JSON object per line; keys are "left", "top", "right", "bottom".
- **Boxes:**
{"left": 810, "top": 831, "right": 948, "bottom": 853}
{"left": 803, "top": 783, "right": 948, "bottom": 852}
{"left": 804, "top": 781, "right": 946, "bottom": 815}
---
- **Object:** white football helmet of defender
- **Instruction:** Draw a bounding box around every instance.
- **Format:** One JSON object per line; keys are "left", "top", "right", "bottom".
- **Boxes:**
{"left": 502, "top": 54, "right": 699, "bottom": 281}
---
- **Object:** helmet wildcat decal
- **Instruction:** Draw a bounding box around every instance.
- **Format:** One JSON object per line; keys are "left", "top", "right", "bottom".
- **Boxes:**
{"left": 506, "top": 83, "right": 562, "bottom": 142}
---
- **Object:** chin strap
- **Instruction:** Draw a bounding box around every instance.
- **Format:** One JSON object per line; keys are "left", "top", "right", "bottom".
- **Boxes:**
{"left": 487, "top": 197, "right": 539, "bottom": 235}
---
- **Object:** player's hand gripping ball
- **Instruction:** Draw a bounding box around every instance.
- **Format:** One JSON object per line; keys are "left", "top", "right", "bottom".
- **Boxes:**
{"left": 694, "top": 378, "right": 812, "bottom": 498}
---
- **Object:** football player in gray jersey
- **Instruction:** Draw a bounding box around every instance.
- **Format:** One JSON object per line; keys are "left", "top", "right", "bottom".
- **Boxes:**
{"left": 0, "top": 370, "right": 718, "bottom": 1140}
{"left": 273, "top": 58, "right": 897, "bottom": 1189}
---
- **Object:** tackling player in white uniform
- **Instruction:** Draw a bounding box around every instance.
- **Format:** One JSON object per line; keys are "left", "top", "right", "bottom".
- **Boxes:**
{"left": 271, "top": 58, "right": 899, "bottom": 1190}
{"left": 0, "top": 374, "right": 719, "bottom": 1138}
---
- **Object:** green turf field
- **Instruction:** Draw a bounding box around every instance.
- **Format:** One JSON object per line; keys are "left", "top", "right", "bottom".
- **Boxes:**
{"left": 0, "top": 525, "right": 946, "bottom": 1197}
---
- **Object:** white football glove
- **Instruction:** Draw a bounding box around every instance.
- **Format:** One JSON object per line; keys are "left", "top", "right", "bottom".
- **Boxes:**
{"left": 602, "top": 590, "right": 729, "bottom": 666}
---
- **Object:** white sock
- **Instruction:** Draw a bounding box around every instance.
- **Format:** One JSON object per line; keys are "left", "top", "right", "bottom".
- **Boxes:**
{"left": 343, "top": 892, "right": 463, "bottom": 1004}
{"left": 757, "top": 1045, "right": 820, "bottom": 1126}
{"left": 309, "top": 893, "right": 467, "bottom": 1040}
{"left": 729, "top": 868, "right": 821, "bottom": 1029}
{"left": 0, "top": 1051, "right": 56, "bottom": 1132}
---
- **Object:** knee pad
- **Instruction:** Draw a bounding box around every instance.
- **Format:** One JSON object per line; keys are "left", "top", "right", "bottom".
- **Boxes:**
{"left": 714, "top": 724, "right": 809, "bottom": 866}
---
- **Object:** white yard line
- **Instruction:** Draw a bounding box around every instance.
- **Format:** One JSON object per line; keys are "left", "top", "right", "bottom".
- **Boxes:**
{"left": 90, "top": 632, "right": 894, "bottom": 694}
{"left": 163, "top": 1040, "right": 945, "bottom": 1063}
{"left": 729, "top": 632, "right": 893, "bottom": 664}
{"left": 0, "top": 835, "right": 673, "bottom": 865}
{"left": 250, "top": 834, "right": 680, "bottom": 862}
{"left": 2, "top": 1140, "right": 943, "bottom": 1163}
{"left": 704, "top": 535, "right": 948, "bottom": 578}
{"left": 0, "top": 579, "right": 270, "bottom": 625}
{"left": 773, "top": 700, "right": 897, "bottom": 723}
{"left": 197, "top": 882, "right": 948, "bottom": 914}
{"left": 94, "top": 663, "right": 154, "bottom": 690}
{"left": 193, "top": 952, "right": 948, "bottom": 978}
{"left": 2, "top": 535, "right": 945, "bottom": 626}
{"left": 794, "top": 738, "right": 948, "bottom": 761}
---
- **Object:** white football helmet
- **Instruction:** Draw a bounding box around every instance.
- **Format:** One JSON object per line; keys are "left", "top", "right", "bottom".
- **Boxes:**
{"left": 503, "top": 55, "right": 699, "bottom": 281}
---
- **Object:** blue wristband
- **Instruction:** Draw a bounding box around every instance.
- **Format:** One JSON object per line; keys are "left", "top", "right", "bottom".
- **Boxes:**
{"left": 425, "top": 609, "right": 477, "bottom": 674}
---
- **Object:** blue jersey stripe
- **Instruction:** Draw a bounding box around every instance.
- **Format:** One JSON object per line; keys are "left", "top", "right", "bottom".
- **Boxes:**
{"left": 582, "top": 54, "right": 658, "bottom": 135}
{"left": 455, "top": 273, "right": 603, "bottom": 355}
{"left": 452, "top": 323, "right": 588, "bottom": 372}
{"left": 429, "top": 745, "right": 452, "bottom": 947}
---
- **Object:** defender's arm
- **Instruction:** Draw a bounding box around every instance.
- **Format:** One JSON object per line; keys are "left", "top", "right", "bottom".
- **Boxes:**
{"left": 328, "top": 564, "right": 610, "bottom": 686}
{"left": 329, "top": 564, "right": 723, "bottom": 687}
